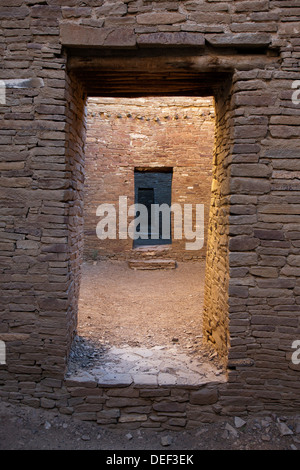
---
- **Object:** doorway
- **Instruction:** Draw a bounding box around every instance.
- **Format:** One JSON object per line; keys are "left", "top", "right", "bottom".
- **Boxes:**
{"left": 64, "top": 54, "right": 233, "bottom": 385}
{"left": 134, "top": 168, "right": 173, "bottom": 247}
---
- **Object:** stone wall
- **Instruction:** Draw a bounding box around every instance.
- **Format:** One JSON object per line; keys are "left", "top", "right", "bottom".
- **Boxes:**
{"left": 65, "top": 71, "right": 86, "bottom": 360}
{"left": 0, "top": 0, "right": 300, "bottom": 426}
{"left": 203, "top": 77, "right": 232, "bottom": 362}
{"left": 83, "top": 97, "right": 215, "bottom": 261}
{"left": 33, "top": 377, "right": 227, "bottom": 429}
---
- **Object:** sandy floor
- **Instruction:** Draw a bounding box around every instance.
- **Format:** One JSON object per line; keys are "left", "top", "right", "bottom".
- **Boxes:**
{"left": 67, "top": 260, "right": 224, "bottom": 384}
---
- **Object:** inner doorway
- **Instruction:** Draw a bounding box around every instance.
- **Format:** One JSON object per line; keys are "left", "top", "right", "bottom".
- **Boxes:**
{"left": 134, "top": 168, "right": 173, "bottom": 247}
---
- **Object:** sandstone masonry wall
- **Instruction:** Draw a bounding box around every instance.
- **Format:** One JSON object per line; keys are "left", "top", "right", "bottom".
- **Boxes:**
{"left": 0, "top": 0, "right": 300, "bottom": 426}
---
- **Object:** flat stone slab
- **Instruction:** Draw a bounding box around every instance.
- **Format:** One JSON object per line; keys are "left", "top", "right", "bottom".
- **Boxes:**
{"left": 66, "top": 342, "right": 225, "bottom": 387}
{"left": 119, "top": 414, "right": 148, "bottom": 423}
{"left": 60, "top": 24, "right": 136, "bottom": 48}
{"left": 206, "top": 33, "right": 271, "bottom": 49}
{"left": 119, "top": 352, "right": 142, "bottom": 362}
{"left": 137, "top": 32, "right": 205, "bottom": 48}
{"left": 134, "top": 374, "right": 158, "bottom": 386}
{"left": 133, "top": 245, "right": 170, "bottom": 252}
{"left": 128, "top": 259, "right": 177, "bottom": 270}
{"left": 158, "top": 372, "right": 178, "bottom": 386}
{"left": 96, "top": 373, "right": 133, "bottom": 387}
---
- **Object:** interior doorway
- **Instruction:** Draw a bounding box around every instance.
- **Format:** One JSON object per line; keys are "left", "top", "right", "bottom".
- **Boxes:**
{"left": 133, "top": 168, "right": 173, "bottom": 247}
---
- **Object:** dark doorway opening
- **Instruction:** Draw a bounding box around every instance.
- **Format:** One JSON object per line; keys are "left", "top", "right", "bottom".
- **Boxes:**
{"left": 134, "top": 168, "right": 173, "bottom": 247}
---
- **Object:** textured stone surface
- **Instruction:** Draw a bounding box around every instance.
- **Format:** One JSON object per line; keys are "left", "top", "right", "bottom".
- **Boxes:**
{"left": 128, "top": 259, "right": 176, "bottom": 270}
{"left": 206, "top": 33, "right": 271, "bottom": 48}
{"left": 1, "top": 0, "right": 300, "bottom": 429}
{"left": 60, "top": 24, "right": 136, "bottom": 48}
{"left": 190, "top": 388, "right": 218, "bottom": 405}
{"left": 137, "top": 32, "right": 205, "bottom": 47}
{"left": 66, "top": 343, "right": 225, "bottom": 388}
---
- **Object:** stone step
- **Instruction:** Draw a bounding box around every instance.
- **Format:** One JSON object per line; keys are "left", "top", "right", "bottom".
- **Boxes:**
{"left": 128, "top": 259, "right": 177, "bottom": 270}
{"left": 132, "top": 245, "right": 171, "bottom": 259}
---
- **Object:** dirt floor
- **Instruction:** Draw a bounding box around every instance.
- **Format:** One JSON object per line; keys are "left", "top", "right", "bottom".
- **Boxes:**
{"left": 77, "top": 259, "right": 208, "bottom": 351}
{"left": 71, "top": 259, "right": 223, "bottom": 375}
{"left": 1, "top": 260, "right": 300, "bottom": 451}
{"left": 66, "top": 260, "right": 225, "bottom": 385}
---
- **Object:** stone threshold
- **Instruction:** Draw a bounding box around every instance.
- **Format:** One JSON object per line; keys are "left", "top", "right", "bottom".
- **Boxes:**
{"left": 66, "top": 342, "right": 225, "bottom": 388}
{"left": 65, "top": 369, "right": 226, "bottom": 390}
{"left": 128, "top": 259, "right": 177, "bottom": 270}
